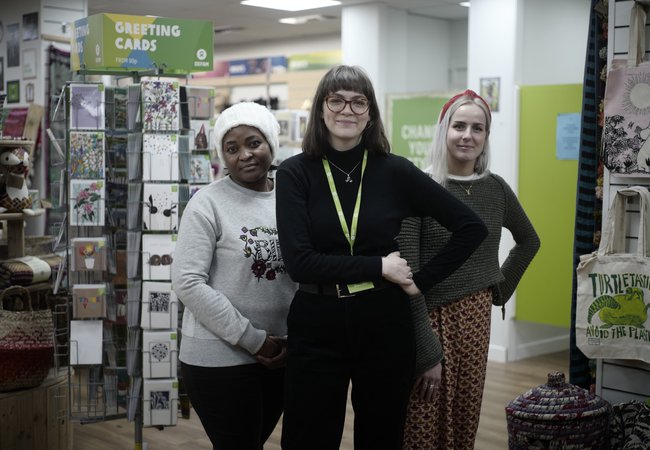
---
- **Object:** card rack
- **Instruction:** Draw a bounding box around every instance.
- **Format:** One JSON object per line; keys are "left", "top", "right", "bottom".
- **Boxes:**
{"left": 50, "top": 69, "right": 216, "bottom": 446}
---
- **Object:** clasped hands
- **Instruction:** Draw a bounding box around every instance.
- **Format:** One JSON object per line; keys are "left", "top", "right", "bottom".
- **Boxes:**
{"left": 382, "top": 251, "right": 421, "bottom": 296}
{"left": 255, "top": 335, "right": 287, "bottom": 369}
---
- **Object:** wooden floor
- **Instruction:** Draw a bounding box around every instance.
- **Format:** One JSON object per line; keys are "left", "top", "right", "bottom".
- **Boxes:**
{"left": 73, "top": 351, "right": 569, "bottom": 450}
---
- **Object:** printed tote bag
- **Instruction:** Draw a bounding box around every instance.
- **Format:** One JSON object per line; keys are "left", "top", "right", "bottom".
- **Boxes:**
{"left": 602, "top": 2, "right": 650, "bottom": 176}
{"left": 576, "top": 186, "right": 650, "bottom": 363}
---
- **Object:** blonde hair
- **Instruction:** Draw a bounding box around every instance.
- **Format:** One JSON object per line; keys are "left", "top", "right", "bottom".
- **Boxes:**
{"left": 426, "top": 93, "right": 491, "bottom": 186}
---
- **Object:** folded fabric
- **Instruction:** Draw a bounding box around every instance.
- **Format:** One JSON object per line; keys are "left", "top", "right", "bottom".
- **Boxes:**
{"left": 0, "top": 254, "right": 61, "bottom": 288}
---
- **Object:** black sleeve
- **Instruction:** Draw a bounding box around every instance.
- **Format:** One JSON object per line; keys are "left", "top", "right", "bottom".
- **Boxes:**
{"left": 276, "top": 158, "right": 382, "bottom": 284}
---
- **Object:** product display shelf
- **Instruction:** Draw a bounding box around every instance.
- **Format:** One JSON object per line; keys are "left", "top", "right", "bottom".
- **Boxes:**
{"left": 0, "top": 138, "right": 70, "bottom": 450}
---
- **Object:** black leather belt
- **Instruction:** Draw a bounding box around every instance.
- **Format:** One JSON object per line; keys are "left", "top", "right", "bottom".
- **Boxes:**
{"left": 299, "top": 279, "right": 393, "bottom": 298}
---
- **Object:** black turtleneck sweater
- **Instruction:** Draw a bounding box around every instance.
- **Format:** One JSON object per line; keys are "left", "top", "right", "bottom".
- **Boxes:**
{"left": 276, "top": 143, "right": 488, "bottom": 291}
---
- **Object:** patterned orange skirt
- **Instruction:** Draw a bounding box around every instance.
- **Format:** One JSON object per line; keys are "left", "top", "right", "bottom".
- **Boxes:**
{"left": 403, "top": 288, "right": 492, "bottom": 450}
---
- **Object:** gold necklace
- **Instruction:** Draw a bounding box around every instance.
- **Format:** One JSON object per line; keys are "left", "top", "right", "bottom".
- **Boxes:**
{"left": 327, "top": 159, "right": 362, "bottom": 183}
{"left": 452, "top": 180, "right": 473, "bottom": 196}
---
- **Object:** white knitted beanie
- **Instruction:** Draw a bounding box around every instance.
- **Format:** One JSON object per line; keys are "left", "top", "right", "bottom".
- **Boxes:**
{"left": 213, "top": 102, "right": 280, "bottom": 161}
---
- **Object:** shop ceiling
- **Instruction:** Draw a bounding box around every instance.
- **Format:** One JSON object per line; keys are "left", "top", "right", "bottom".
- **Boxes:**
{"left": 87, "top": 0, "right": 468, "bottom": 47}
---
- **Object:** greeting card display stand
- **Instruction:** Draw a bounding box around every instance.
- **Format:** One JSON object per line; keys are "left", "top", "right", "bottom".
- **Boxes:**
{"left": 50, "top": 66, "right": 200, "bottom": 449}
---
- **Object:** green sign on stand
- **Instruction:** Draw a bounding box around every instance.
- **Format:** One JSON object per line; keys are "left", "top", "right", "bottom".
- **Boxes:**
{"left": 71, "top": 13, "right": 214, "bottom": 74}
{"left": 387, "top": 94, "right": 451, "bottom": 169}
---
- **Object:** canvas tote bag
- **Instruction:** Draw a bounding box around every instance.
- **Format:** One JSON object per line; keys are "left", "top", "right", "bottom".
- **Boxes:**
{"left": 576, "top": 186, "right": 650, "bottom": 363}
{"left": 602, "top": 2, "right": 650, "bottom": 176}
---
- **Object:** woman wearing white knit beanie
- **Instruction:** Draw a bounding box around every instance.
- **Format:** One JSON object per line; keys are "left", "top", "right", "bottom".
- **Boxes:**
{"left": 172, "top": 102, "right": 297, "bottom": 450}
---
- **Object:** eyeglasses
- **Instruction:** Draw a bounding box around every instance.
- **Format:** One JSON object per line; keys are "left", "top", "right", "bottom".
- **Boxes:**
{"left": 325, "top": 95, "right": 370, "bottom": 115}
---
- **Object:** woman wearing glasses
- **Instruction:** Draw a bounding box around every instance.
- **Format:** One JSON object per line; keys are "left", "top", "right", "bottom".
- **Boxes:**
{"left": 172, "top": 102, "right": 297, "bottom": 450}
{"left": 275, "top": 65, "right": 488, "bottom": 450}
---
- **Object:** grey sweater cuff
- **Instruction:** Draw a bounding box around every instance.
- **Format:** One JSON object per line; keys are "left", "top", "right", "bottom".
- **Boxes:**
{"left": 238, "top": 323, "right": 267, "bottom": 355}
{"left": 410, "top": 293, "right": 444, "bottom": 377}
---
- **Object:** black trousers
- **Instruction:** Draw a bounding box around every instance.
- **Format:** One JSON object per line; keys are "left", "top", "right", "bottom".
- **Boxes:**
{"left": 181, "top": 362, "right": 284, "bottom": 450}
{"left": 281, "top": 286, "right": 415, "bottom": 450}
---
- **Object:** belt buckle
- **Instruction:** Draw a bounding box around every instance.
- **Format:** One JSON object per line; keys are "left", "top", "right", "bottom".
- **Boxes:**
{"left": 336, "top": 284, "right": 355, "bottom": 298}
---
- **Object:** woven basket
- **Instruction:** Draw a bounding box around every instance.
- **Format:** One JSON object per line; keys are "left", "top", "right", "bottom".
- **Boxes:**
{"left": 0, "top": 285, "right": 54, "bottom": 392}
{"left": 505, "top": 371, "right": 611, "bottom": 449}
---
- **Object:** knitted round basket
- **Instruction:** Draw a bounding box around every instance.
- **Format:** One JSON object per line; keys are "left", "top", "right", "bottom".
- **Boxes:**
{"left": 505, "top": 371, "right": 611, "bottom": 449}
{"left": 0, "top": 285, "right": 54, "bottom": 392}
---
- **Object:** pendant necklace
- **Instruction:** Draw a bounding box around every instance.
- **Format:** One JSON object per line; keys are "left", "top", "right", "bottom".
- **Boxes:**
{"left": 452, "top": 180, "right": 473, "bottom": 196}
{"left": 327, "top": 159, "right": 362, "bottom": 183}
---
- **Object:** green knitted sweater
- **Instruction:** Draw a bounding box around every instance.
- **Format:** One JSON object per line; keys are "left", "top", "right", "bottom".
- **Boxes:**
{"left": 397, "top": 172, "right": 540, "bottom": 376}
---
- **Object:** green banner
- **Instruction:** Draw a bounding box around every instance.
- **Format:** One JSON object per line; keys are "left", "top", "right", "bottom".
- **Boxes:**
{"left": 388, "top": 94, "right": 451, "bottom": 169}
{"left": 71, "top": 13, "right": 213, "bottom": 74}
{"left": 288, "top": 50, "right": 341, "bottom": 71}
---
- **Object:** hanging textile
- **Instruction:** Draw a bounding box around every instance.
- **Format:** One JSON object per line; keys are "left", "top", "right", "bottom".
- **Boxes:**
{"left": 569, "top": 0, "right": 606, "bottom": 390}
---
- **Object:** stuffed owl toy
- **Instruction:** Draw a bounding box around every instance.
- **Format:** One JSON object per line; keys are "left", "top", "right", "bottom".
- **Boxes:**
{"left": 0, "top": 147, "right": 35, "bottom": 215}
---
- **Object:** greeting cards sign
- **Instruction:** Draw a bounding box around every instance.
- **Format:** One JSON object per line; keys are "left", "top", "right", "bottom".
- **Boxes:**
{"left": 71, "top": 13, "right": 213, "bottom": 74}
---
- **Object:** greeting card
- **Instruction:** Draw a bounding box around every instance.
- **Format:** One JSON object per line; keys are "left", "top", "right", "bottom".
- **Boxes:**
{"left": 189, "top": 185, "right": 204, "bottom": 199}
{"left": 105, "top": 86, "right": 128, "bottom": 130}
{"left": 189, "top": 153, "right": 211, "bottom": 184}
{"left": 127, "top": 84, "right": 142, "bottom": 131}
{"left": 190, "top": 119, "right": 211, "bottom": 150}
{"left": 114, "top": 289, "right": 127, "bottom": 325}
{"left": 69, "top": 83, "right": 105, "bottom": 130}
{"left": 72, "top": 283, "right": 107, "bottom": 319}
{"left": 106, "top": 131, "right": 128, "bottom": 169}
{"left": 70, "top": 320, "right": 103, "bottom": 365}
{"left": 143, "top": 379, "right": 178, "bottom": 427}
{"left": 70, "top": 179, "right": 105, "bottom": 226}
{"left": 274, "top": 110, "right": 293, "bottom": 145}
{"left": 142, "top": 330, "right": 178, "bottom": 378}
{"left": 71, "top": 237, "right": 107, "bottom": 271}
{"left": 141, "top": 281, "right": 178, "bottom": 330}
{"left": 142, "top": 133, "right": 179, "bottom": 181}
{"left": 113, "top": 249, "right": 127, "bottom": 285}
{"left": 69, "top": 131, "right": 105, "bottom": 179}
{"left": 142, "top": 81, "right": 180, "bottom": 131}
{"left": 186, "top": 86, "right": 214, "bottom": 119}
{"left": 143, "top": 183, "right": 179, "bottom": 232}
{"left": 142, "top": 234, "right": 176, "bottom": 281}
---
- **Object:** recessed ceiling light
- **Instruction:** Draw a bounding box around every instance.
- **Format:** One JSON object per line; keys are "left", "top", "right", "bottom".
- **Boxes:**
{"left": 460, "top": 2, "right": 471, "bottom": 7}
{"left": 279, "top": 14, "right": 336, "bottom": 24}
{"left": 241, "top": 0, "right": 341, "bottom": 12}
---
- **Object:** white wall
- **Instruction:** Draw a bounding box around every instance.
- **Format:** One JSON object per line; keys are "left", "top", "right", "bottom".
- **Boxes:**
{"left": 521, "top": 0, "right": 590, "bottom": 85}
{"left": 406, "top": 15, "right": 452, "bottom": 93}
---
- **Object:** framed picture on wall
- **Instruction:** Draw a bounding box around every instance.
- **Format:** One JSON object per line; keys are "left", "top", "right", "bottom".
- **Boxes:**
{"left": 7, "top": 80, "right": 20, "bottom": 103}
{"left": 25, "top": 82, "right": 34, "bottom": 103}
{"left": 7, "top": 23, "right": 20, "bottom": 67}
{"left": 22, "top": 48, "right": 36, "bottom": 79}
{"left": 22, "top": 12, "right": 38, "bottom": 41}
{"left": 480, "top": 77, "right": 500, "bottom": 113}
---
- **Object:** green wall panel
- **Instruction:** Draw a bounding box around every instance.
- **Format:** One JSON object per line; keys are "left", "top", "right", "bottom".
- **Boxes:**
{"left": 516, "top": 84, "right": 582, "bottom": 327}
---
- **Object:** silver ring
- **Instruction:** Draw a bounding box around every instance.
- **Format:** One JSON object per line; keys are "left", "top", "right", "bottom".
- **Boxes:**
{"left": 427, "top": 384, "right": 435, "bottom": 389}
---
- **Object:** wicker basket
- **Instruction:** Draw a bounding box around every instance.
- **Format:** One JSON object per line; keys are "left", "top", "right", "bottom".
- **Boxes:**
{"left": 0, "top": 285, "right": 54, "bottom": 392}
{"left": 505, "top": 371, "right": 611, "bottom": 449}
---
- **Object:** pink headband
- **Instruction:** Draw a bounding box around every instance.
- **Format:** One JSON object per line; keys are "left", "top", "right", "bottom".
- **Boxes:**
{"left": 439, "top": 89, "right": 492, "bottom": 123}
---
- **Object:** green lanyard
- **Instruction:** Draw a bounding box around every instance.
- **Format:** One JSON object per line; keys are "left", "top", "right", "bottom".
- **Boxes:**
{"left": 322, "top": 150, "right": 368, "bottom": 255}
